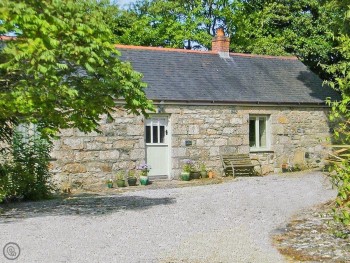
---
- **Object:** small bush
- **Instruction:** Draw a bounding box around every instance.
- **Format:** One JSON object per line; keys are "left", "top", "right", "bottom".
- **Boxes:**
{"left": 327, "top": 146, "right": 350, "bottom": 228}
{"left": 0, "top": 130, "right": 55, "bottom": 203}
{"left": 330, "top": 156, "right": 350, "bottom": 226}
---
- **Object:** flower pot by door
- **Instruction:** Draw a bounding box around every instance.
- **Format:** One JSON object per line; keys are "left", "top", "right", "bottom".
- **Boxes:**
{"left": 282, "top": 164, "right": 288, "bottom": 173}
{"left": 181, "top": 172, "right": 190, "bottom": 181}
{"left": 200, "top": 171, "right": 207, "bottom": 178}
{"left": 190, "top": 171, "right": 200, "bottom": 179}
{"left": 128, "top": 177, "right": 137, "bottom": 186}
{"left": 116, "top": 179, "right": 126, "bottom": 187}
{"left": 139, "top": 175, "right": 149, "bottom": 185}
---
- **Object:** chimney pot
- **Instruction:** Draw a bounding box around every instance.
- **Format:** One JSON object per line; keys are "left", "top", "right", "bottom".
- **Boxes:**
{"left": 212, "top": 28, "right": 230, "bottom": 57}
{"left": 216, "top": 28, "right": 225, "bottom": 37}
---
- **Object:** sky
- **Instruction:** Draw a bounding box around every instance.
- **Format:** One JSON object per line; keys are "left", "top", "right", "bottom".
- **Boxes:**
{"left": 117, "top": 0, "right": 135, "bottom": 8}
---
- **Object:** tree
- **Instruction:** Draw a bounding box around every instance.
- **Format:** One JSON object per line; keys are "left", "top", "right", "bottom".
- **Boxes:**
{"left": 229, "top": 0, "right": 343, "bottom": 78}
{"left": 0, "top": 0, "right": 154, "bottom": 144}
{"left": 324, "top": 0, "right": 350, "bottom": 226}
{"left": 114, "top": 0, "right": 233, "bottom": 50}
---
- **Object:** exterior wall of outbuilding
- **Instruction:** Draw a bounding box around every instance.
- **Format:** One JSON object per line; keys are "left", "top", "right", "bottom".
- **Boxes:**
{"left": 50, "top": 104, "right": 332, "bottom": 189}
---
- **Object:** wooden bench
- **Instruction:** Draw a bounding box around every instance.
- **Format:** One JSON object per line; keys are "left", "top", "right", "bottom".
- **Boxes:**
{"left": 220, "top": 153, "right": 262, "bottom": 177}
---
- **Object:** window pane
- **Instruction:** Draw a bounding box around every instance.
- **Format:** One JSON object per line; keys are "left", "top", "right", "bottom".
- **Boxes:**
{"left": 153, "top": 126, "right": 158, "bottom": 143}
{"left": 160, "top": 126, "right": 165, "bottom": 143}
{"left": 249, "top": 119, "right": 256, "bottom": 147}
{"left": 146, "top": 126, "right": 151, "bottom": 143}
{"left": 259, "top": 118, "right": 266, "bottom": 147}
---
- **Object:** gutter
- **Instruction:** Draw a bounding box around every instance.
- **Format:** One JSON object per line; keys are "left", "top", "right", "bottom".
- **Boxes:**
{"left": 115, "top": 99, "right": 330, "bottom": 109}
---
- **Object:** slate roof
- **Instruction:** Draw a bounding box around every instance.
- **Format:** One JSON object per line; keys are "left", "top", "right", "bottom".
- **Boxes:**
{"left": 117, "top": 45, "right": 340, "bottom": 105}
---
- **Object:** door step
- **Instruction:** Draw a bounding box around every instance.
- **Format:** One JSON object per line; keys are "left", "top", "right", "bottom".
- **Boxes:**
{"left": 149, "top": 175, "right": 169, "bottom": 180}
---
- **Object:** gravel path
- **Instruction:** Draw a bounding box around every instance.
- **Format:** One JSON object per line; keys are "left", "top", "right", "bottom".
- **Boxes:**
{"left": 0, "top": 171, "right": 336, "bottom": 263}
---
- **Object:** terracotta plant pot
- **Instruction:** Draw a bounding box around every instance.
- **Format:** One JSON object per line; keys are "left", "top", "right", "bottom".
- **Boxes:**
{"left": 208, "top": 171, "right": 214, "bottom": 178}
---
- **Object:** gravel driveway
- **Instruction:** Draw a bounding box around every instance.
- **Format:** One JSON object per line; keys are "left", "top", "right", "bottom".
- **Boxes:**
{"left": 0, "top": 171, "right": 336, "bottom": 263}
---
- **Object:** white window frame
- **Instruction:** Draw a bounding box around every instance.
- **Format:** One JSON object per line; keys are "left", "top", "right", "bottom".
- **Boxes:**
{"left": 145, "top": 117, "right": 168, "bottom": 146}
{"left": 249, "top": 115, "right": 271, "bottom": 152}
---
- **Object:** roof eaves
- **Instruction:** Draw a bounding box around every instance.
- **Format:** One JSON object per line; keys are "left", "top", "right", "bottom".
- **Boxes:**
{"left": 140, "top": 99, "right": 329, "bottom": 107}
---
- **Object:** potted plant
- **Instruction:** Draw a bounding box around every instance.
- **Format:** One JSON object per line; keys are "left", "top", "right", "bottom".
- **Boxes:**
{"left": 181, "top": 159, "right": 193, "bottom": 181}
{"left": 106, "top": 178, "right": 113, "bottom": 188}
{"left": 127, "top": 170, "right": 137, "bottom": 186}
{"left": 190, "top": 164, "right": 201, "bottom": 180}
{"left": 208, "top": 170, "right": 214, "bottom": 179}
{"left": 188, "top": 160, "right": 200, "bottom": 179}
{"left": 200, "top": 162, "right": 207, "bottom": 178}
{"left": 137, "top": 163, "right": 151, "bottom": 185}
{"left": 282, "top": 163, "right": 288, "bottom": 173}
{"left": 116, "top": 171, "right": 126, "bottom": 187}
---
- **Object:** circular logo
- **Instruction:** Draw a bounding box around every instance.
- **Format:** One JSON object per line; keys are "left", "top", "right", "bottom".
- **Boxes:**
{"left": 3, "top": 242, "right": 20, "bottom": 260}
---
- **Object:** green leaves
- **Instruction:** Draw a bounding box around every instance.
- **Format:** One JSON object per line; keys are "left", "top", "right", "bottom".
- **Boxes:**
{"left": 0, "top": 0, "right": 154, "bottom": 143}
{"left": 0, "top": 128, "right": 54, "bottom": 202}
{"left": 324, "top": 0, "right": 350, "bottom": 228}
{"left": 331, "top": 149, "right": 350, "bottom": 226}
{"left": 114, "top": 0, "right": 232, "bottom": 50}
{"left": 230, "top": 0, "right": 341, "bottom": 77}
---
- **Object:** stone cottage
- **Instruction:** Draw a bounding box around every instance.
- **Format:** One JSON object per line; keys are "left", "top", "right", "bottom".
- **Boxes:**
{"left": 51, "top": 29, "right": 339, "bottom": 188}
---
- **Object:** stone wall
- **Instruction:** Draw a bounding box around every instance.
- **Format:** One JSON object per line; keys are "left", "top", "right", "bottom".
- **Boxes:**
{"left": 51, "top": 105, "right": 331, "bottom": 189}
{"left": 246, "top": 107, "right": 331, "bottom": 174}
{"left": 51, "top": 108, "right": 145, "bottom": 189}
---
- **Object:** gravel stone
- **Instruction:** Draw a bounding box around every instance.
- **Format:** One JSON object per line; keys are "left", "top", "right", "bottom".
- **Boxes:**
{"left": 0, "top": 171, "right": 336, "bottom": 263}
{"left": 273, "top": 202, "right": 350, "bottom": 262}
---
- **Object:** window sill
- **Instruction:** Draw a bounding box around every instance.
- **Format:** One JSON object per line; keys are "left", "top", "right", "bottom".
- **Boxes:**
{"left": 250, "top": 149, "right": 274, "bottom": 153}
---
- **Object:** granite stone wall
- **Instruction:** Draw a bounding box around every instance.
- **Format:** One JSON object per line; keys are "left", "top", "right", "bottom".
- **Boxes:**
{"left": 50, "top": 108, "right": 145, "bottom": 189}
{"left": 50, "top": 105, "right": 332, "bottom": 189}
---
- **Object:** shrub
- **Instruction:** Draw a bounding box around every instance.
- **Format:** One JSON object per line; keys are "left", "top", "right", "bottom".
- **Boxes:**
{"left": 0, "top": 129, "right": 55, "bottom": 202}
{"left": 328, "top": 146, "right": 350, "bottom": 226}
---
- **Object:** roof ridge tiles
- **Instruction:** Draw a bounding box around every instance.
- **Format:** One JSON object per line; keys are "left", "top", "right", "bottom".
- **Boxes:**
{"left": 115, "top": 44, "right": 298, "bottom": 60}
{"left": 115, "top": 44, "right": 215, "bottom": 55}
{"left": 0, "top": 36, "right": 17, "bottom": 41}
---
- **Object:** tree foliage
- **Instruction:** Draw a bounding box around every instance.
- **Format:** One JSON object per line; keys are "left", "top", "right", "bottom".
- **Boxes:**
{"left": 115, "top": 0, "right": 233, "bottom": 50}
{"left": 0, "top": 0, "right": 154, "bottom": 143}
{"left": 325, "top": 0, "right": 350, "bottom": 226}
{"left": 229, "top": 0, "right": 344, "bottom": 78}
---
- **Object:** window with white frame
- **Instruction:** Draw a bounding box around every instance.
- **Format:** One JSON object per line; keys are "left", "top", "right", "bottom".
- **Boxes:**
{"left": 145, "top": 118, "right": 167, "bottom": 144}
{"left": 249, "top": 115, "right": 270, "bottom": 151}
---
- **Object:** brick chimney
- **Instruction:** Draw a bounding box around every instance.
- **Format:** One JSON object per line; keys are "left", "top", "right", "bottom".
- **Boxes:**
{"left": 212, "top": 28, "right": 230, "bottom": 58}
